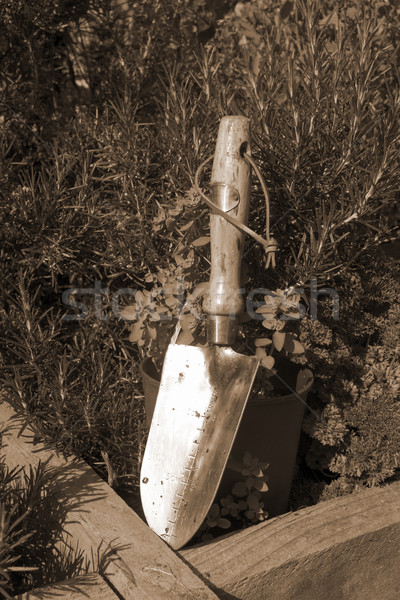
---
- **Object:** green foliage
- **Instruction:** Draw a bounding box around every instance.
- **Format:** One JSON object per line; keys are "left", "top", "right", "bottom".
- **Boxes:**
{"left": 0, "top": 1, "right": 219, "bottom": 493}
{"left": 0, "top": 0, "right": 217, "bottom": 155}
{"left": 0, "top": 0, "right": 399, "bottom": 530}
{"left": 252, "top": 288, "right": 305, "bottom": 371}
{"left": 0, "top": 432, "right": 88, "bottom": 598}
{"left": 1, "top": 274, "right": 144, "bottom": 490}
{"left": 294, "top": 258, "right": 400, "bottom": 503}
{"left": 196, "top": 451, "right": 269, "bottom": 542}
{"left": 121, "top": 187, "right": 211, "bottom": 370}
{"left": 212, "top": 0, "right": 400, "bottom": 284}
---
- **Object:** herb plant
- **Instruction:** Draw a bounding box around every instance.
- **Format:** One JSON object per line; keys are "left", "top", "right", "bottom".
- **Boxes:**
{"left": 0, "top": 427, "right": 87, "bottom": 598}
{"left": 0, "top": 0, "right": 399, "bottom": 548}
{"left": 196, "top": 451, "right": 269, "bottom": 543}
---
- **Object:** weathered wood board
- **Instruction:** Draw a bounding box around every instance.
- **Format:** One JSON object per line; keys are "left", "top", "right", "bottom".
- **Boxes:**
{"left": 15, "top": 573, "right": 119, "bottom": 600}
{"left": 4, "top": 394, "right": 400, "bottom": 600}
{"left": 0, "top": 400, "right": 218, "bottom": 600}
{"left": 181, "top": 479, "right": 400, "bottom": 600}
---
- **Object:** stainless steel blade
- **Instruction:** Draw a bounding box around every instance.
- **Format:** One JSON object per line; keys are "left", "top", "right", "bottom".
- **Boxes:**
{"left": 140, "top": 342, "right": 259, "bottom": 550}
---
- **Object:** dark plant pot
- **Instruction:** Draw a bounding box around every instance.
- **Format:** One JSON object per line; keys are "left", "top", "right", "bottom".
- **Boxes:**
{"left": 139, "top": 357, "right": 161, "bottom": 427}
{"left": 139, "top": 356, "right": 313, "bottom": 517}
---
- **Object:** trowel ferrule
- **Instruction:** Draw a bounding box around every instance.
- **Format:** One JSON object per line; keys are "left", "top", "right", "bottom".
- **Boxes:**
{"left": 207, "top": 315, "right": 238, "bottom": 345}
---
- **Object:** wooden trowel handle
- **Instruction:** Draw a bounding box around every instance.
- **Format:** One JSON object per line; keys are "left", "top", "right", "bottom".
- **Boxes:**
{"left": 203, "top": 116, "right": 251, "bottom": 345}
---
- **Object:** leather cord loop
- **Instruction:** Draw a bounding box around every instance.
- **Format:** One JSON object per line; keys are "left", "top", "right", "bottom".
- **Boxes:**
{"left": 194, "top": 154, "right": 278, "bottom": 269}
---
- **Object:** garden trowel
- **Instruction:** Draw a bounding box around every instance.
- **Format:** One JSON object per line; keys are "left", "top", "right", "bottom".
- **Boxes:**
{"left": 140, "top": 116, "right": 259, "bottom": 549}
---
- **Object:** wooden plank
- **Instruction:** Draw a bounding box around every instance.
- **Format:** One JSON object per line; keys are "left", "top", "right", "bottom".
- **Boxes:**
{"left": 181, "top": 480, "right": 400, "bottom": 600}
{"left": 15, "top": 573, "right": 118, "bottom": 600}
{"left": 0, "top": 400, "right": 218, "bottom": 600}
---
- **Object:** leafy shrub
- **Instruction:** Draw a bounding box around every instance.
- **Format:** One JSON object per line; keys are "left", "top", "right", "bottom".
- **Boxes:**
{"left": 0, "top": 0, "right": 220, "bottom": 157}
{"left": 211, "top": 0, "right": 400, "bottom": 284}
{"left": 0, "top": 1, "right": 218, "bottom": 492}
{"left": 0, "top": 0, "right": 399, "bottom": 526}
{"left": 1, "top": 273, "right": 145, "bottom": 490}
{"left": 0, "top": 428, "right": 87, "bottom": 598}
{"left": 291, "top": 257, "right": 400, "bottom": 504}
{"left": 194, "top": 451, "right": 269, "bottom": 543}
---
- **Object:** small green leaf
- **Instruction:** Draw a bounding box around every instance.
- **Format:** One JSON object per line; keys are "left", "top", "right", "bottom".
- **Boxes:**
{"left": 192, "top": 236, "right": 210, "bottom": 247}
{"left": 232, "top": 481, "right": 247, "bottom": 497}
{"left": 255, "top": 338, "right": 273, "bottom": 347}
{"left": 180, "top": 219, "right": 194, "bottom": 232}
{"left": 149, "top": 311, "right": 161, "bottom": 322}
{"left": 253, "top": 479, "right": 269, "bottom": 492}
{"left": 120, "top": 305, "right": 138, "bottom": 320}
{"left": 207, "top": 504, "right": 219, "bottom": 520}
{"left": 243, "top": 451, "right": 257, "bottom": 468}
{"left": 282, "top": 311, "right": 301, "bottom": 320}
{"left": 280, "top": 0, "right": 293, "bottom": 19}
{"left": 217, "top": 517, "right": 231, "bottom": 529}
{"left": 165, "top": 295, "right": 178, "bottom": 308}
{"left": 247, "top": 469, "right": 263, "bottom": 480}
{"left": 292, "top": 340, "right": 304, "bottom": 353}
{"left": 135, "top": 291, "right": 145, "bottom": 305}
{"left": 191, "top": 281, "right": 210, "bottom": 297}
{"left": 147, "top": 325, "right": 157, "bottom": 340}
{"left": 255, "top": 305, "right": 277, "bottom": 314}
{"left": 255, "top": 347, "right": 267, "bottom": 359}
{"left": 261, "top": 356, "right": 275, "bottom": 370}
{"left": 263, "top": 318, "right": 285, "bottom": 331}
{"left": 166, "top": 217, "right": 175, "bottom": 230}
{"left": 284, "top": 334, "right": 304, "bottom": 354}
{"left": 238, "top": 499, "right": 248, "bottom": 511}
{"left": 128, "top": 322, "right": 143, "bottom": 342}
{"left": 177, "top": 330, "right": 194, "bottom": 345}
{"left": 128, "top": 329, "right": 142, "bottom": 343}
{"left": 272, "top": 331, "right": 285, "bottom": 352}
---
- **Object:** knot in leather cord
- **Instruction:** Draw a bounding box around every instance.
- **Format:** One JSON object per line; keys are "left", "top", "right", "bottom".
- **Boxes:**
{"left": 263, "top": 236, "right": 279, "bottom": 269}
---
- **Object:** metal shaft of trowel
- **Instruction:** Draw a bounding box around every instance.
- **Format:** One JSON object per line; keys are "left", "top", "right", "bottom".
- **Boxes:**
{"left": 203, "top": 116, "right": 251, "bottom": 346}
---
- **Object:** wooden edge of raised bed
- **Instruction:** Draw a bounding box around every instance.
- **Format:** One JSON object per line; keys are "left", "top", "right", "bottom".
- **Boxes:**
{"left": 15, "top": 573, "right": 119, "bottom": 600}
{"left": 0, "top": 400, "right": 219, "bottom": 600}
{"left": 181, "top": 478, "right": 400, "bottom": 600}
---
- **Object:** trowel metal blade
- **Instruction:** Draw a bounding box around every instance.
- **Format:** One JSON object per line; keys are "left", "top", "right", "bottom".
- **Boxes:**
{"left": 140, "top": 343, "right": 259, "bottom": 550}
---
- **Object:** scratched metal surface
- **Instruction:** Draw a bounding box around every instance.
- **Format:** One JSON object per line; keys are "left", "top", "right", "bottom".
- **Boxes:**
{"left": 140, "top": 342, "right": 259, "bottom": 549}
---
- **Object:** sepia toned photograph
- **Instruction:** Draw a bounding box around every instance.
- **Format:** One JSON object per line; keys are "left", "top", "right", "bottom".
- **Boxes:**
{"left": 0, "top": 1, "right": 399, "bottom": 598}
